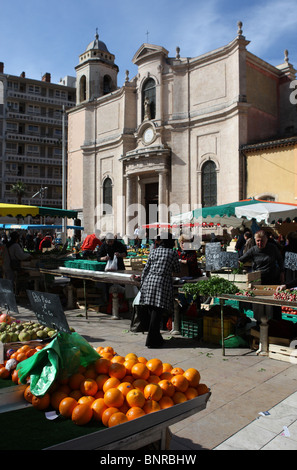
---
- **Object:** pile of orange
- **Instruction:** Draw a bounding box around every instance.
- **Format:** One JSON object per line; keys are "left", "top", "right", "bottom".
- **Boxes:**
{"left": 0, "top": 344, "right": 44, "bottom": 383}
{"left": 23, "top": 345, "right": 209, "bottom": 428}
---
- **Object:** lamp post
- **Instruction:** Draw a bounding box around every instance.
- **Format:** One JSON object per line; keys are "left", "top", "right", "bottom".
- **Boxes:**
{"left": 61, "top": 105, "right": 67, "bottom": 244}
{"left": 31, "top": 186, "right": 48, "bottom": 224}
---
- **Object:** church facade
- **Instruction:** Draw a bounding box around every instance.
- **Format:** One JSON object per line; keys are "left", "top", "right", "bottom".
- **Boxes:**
{"left": 67, "top": 23, "right": 296, "bottom": 237}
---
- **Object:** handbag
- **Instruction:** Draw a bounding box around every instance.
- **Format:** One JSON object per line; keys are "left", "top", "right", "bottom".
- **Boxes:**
{"left": 105, "top": 255, "right": 118, "bottom": 272}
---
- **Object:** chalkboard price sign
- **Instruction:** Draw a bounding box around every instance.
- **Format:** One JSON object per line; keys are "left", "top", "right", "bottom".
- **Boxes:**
{"left": 284, "top": 251, "right": 297, "bottom": 271}
{"left": 205, "top": 242, "right": 222, "bottom": 271}
{"left": 205, "top": 243, "right": 238, "bottom": 271}
{"left": 27, "top": 290, "right": 71, "bottom": 334}
{"left": 220, "top": 251, "right": 239, "bottom": 269}
{"left": 0, "top": 279, "right": 19, "bottom": 314}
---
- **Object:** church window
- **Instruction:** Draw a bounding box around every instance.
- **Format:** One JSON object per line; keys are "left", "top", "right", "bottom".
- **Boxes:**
{"left": 103, "top": 75, "right": 112, "bottom": 95}
{"left": 103, "top": 177, "right": 112, "bottom": 214}
{"left": 201, "top": 160, "right": 217, "bottom": 207}
{"left": 79, "top": 75, "right": 87, "bottom": 102}
{"left": 142, "top": 78, "right": 156, "bottom": 120}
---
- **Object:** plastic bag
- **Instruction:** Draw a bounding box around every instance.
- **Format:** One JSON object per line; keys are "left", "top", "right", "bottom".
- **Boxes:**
{"left": 132, "top": 290, "right": 141, "bottom": 307}
{"left": 16, "top": 332, "right": 100, "bottom": 396}
{"left": 105, "top": 255, "right": 118, "bottom": 272}
{"left": 220, "top": 334, "right": 248, "bottom": 348}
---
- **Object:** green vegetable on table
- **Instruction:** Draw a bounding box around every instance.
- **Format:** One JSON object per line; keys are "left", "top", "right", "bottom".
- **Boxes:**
{"left": 183, "top": 276, "right": 239, "bottom": 299}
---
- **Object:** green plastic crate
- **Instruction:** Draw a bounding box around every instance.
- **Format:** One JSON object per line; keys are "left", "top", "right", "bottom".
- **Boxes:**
{"left": 180, "top": 315, "right": 203, "bottom": 339}
{"left": 282, "top": 313, "right": 297, "bottom": 323}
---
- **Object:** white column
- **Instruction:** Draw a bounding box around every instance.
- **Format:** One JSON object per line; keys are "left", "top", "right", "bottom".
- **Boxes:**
{"left": 126, "top": 175, "right": 133, "bottom": 236}
{"left": 158, "top": 169, "right": 168, "bottom": 221}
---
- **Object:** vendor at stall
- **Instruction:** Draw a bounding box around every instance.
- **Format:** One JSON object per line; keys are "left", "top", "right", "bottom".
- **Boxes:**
{"left": 239, "top": 230, "right": 284, "bottom": 321}
{"left": 81, "top": 231, "right": 102, "bottom": 258}
{"left": 97, "top": 235, "right": 127, "bottom": 270}
{"left": 177, "top": 234, "right": 202, "bottom": 278}
{"left": 2, "top": 231, "right": 32, "bottom": 282}
{"left": 238, "top": 230, "right": 284, "bottom": 285}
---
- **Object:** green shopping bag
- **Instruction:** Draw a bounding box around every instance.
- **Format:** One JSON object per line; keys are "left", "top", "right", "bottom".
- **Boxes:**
{"left": 16, "top": 332, "right": 100, "bottom": 396}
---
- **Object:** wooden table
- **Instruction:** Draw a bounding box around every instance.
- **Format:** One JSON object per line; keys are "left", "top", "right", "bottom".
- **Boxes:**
{"left": 0, "top": 383, "right": 210, "bottom": 450}
{"left": 216, "top": 293, "right": 297, "bottom": 356}
{"left": 39, "top": 267, "right": 202, "bottom": 333}
{"left": 39, "top": 267, "right": 142, "bottom": 319}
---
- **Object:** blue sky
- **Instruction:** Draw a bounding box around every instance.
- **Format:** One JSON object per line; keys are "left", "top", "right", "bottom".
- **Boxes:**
{"left": 1, "top": 0, "right": 297, "bottom": 86}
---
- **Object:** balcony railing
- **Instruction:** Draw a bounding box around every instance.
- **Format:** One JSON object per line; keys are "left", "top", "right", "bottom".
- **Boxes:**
{"left": 5, "top": 153, "right": 63, "bottom": 166}
{"left": 4, "top": 175, "right": 63, "bottom": 185}
{"left": 6, "top": 110, "right": 65, "bottom": 126}
{"left": 4, "top": 194, "right": 62, "bottom": 207}
{"left": 6, "top": 90, "right": 76, "bottom": 108}
{"left": 5, "top": 132, "right": 62, "bottom": 145}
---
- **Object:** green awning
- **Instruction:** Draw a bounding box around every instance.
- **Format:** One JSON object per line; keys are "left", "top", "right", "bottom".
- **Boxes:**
{"left": 192, "top": 198, "right": 263, "bottom": 219}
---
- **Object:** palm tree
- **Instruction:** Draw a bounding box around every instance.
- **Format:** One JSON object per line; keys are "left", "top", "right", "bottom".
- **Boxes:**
{"left": 10, "top": 181, "right": 27, "bottom": 204}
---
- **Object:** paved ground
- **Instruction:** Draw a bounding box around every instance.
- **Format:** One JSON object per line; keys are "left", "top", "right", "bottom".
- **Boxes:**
{"left": 17, "top": 300, "right": 297, "bottom": 450}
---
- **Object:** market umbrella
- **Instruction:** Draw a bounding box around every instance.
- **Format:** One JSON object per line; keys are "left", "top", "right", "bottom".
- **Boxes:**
{"left": 171, "top": 199, "right": 262, "bottom": 227}
{"left": 0, "top": 203, "right": 78, "bottom": 219}
{"left": 235, "top": 201, "right": 297, "bottom": 224}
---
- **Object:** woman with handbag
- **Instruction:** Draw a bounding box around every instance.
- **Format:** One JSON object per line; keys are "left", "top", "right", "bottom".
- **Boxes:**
{"left": 139, "top": 232, "right": 180, "bottom": 348}
{"left": 2, "top": 231, "right": 32, "bottom": 282}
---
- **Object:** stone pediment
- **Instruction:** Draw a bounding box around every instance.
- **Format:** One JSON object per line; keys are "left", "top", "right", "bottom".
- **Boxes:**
{"left": 132, "top": 43, "right": 169, "bottom": 65}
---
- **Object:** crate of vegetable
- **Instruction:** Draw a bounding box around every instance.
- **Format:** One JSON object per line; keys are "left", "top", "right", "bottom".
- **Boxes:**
{"left": 183, "top": 276, "right": 239, "bottom": 300}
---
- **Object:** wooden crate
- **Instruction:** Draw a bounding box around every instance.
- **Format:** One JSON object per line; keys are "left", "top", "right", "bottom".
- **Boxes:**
{"left": 215, "top": 270, "right": 261, "bottom": 289}
{"left": 250, "top": 285, "right": 279, "bottom": 296}
{"left": 269, "top": 344, "right": 297, "bottom": 363}
{"left": 250, "top": 328, "right": 291, "bottom": 350}
{"left": 0, "top": 340, "right": 49, "bottom": 364}
{"left": 124, "top": 258, "right": 144, "bottom": 271}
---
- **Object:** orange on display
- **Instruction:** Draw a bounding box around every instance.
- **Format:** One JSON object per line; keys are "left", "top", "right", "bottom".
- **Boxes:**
{"left": 158, "top": 379, "right": 175, "bottom": 397}
{"left": 196, "top": 383, "right": 209, "bottom": 395}
{"left": 144, "top": 383, "right": 162, "bottom": 401}
{"left": 91, "top": 398, "right": 108, "bottom": 421}
{"left": 102, "top": 377, "right": 121, "bottom": 392}
{"left": 103, "top": 387, "right": 125, "bottom": 408}
{"left": 108, "top": 411, "right": 128, "bottom": 428}
{"left": 71, "top": 403, "right": 93, "bottom": 425}
{"left": 131, "top": 362, "right": 150, "bottom": 381}
{"left": 80, "top": 378, "right": 98, "bottom": 396}
{"left": 101, "top": 407, "right": 119, "bottom": 427}
{"left": 159, "top": 396, "right": 174, "bottom": 409}
{"left": 59, "top": 397, "right": 78, "bottom": 418}
{"left": 108, "top": 362, "right": 126, "bottom": 380}
{"left": 143, "top": 400, "right": 160, "bottom": 414}
{"left": 132, "top": 378, "right": 148, "bottom": 393}
{"left": 146, "top": 358, "right": 163, "bottom": 376}
{"left": 94, "top": 357, "right": 111, "bottom": 375}
{"left": 32, "top": 393, "right": 51, "bottom": 410}
{"left": 171, "top": 374, "right": 189, "bottom": 392}
{"left": 183, "top": 368, "right": 201, "bottom": 387}
{"left": 126, "top": 406, "right": 146, "bottom": 420}
{"left": 126, "top": 388, "right": 146, "bottom": 408}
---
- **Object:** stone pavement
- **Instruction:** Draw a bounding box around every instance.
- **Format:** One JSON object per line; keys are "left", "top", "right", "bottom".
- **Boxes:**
{"left": 17, "top": 300, "right": 297, "bottom": 450}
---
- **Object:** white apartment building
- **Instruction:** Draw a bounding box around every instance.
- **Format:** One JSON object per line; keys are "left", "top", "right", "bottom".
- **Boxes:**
{"left": 0, "top": 64, "right": 76, "bottom": 207}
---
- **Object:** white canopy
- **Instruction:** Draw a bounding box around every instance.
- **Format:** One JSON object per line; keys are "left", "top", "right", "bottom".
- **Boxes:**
{"left": 235, "top": 201, "right": 297, "bottom": 224}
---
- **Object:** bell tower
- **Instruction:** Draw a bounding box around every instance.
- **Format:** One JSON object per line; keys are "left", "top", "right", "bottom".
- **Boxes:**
{"left": 75, "top": 29, "right": 119, "bottom": 104}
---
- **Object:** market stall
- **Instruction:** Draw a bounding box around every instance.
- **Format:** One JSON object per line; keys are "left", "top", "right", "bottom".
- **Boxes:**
{"left": 0, "top": 203, "right": 78, "bottom": 219}
{"left": 216, "top": 287, "right": 297, "bottom": 358}
{"left": 0, "top": 291, "right": 211, "bottom": 451}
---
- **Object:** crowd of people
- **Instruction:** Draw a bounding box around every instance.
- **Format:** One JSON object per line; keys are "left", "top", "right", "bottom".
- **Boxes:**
{"left": 2, "top": 224, "right": 297, "bottom": 348}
